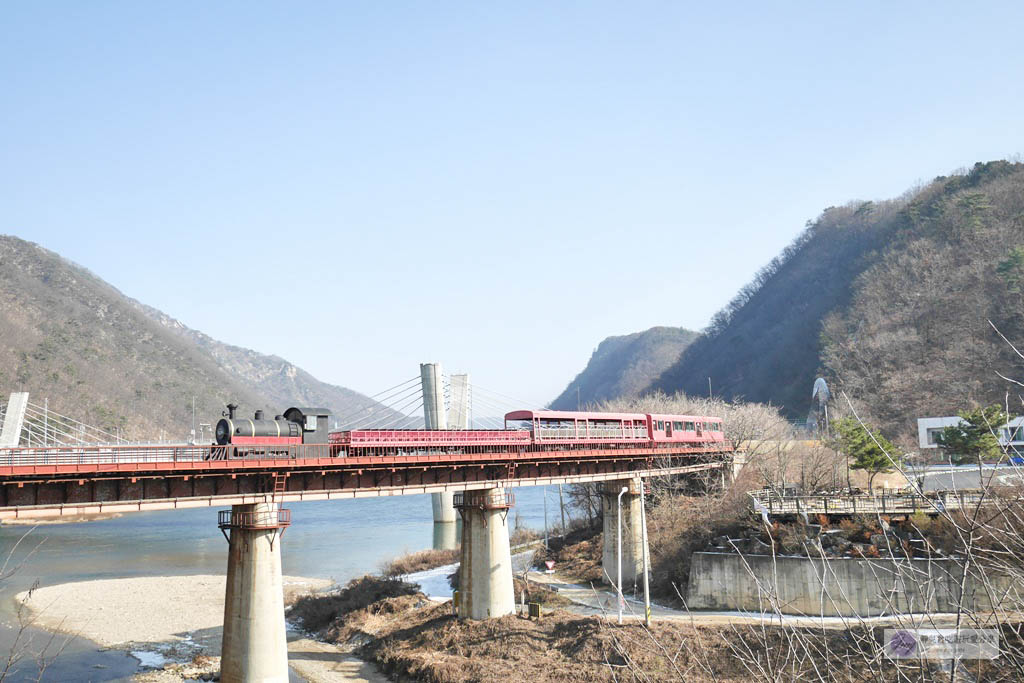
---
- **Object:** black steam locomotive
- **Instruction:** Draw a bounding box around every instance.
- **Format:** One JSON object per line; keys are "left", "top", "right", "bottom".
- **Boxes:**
{"left": 215, "top": 403, "right": 331, "bottom": 454}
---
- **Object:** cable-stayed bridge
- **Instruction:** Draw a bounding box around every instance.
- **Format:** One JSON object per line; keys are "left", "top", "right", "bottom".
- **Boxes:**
{"left": 0, "top": 365, "right": 738, "bottom": 678}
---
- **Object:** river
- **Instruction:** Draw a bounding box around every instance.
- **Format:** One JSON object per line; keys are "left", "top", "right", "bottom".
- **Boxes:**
{"left": 0, "top": 486, "right": 567, "bottom": 681}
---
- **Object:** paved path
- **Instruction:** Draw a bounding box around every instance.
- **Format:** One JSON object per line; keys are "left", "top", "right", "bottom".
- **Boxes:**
{"left": 526, "top": 570, "right": 990, "bottom": 629}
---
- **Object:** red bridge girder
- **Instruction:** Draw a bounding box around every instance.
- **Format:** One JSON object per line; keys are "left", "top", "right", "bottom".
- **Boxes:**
{"left": 0, "top": 445, "right": 734, "bottom": 520}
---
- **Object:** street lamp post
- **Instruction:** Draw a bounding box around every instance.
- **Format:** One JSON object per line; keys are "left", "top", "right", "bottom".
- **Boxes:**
{"left": 640, "top": 481, "right": 651, "bottom": 627}
{"left": 617, "top": 485, "right": 628, "bottom": 625}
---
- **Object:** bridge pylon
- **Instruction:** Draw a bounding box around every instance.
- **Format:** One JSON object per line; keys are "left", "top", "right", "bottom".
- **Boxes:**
{"left": 219, "top": 502, "right": 290, "bottom": 683}
{"left": 422, "top": 363, "right": 458, "bottom": 532}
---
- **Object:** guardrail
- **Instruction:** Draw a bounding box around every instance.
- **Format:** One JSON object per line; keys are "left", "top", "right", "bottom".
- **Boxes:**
{"left": 0, "top": 443, "right": 338, "bottom": 466}
{"left": 750, "top": 489, "right": 988, "bottom": 516}
{"left": 453, "top": 489, "right": 515, "bottom": 509}
{"left": 217, "top": 507, "right": 291, "bottom": 530}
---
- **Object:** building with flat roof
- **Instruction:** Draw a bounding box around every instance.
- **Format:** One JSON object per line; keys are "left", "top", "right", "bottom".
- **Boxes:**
{"left": 917, "top": 416, "right": 1024, "bottom": 451}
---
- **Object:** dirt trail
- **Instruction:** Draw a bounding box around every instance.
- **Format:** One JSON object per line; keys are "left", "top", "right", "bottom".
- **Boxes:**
{"left": 288, "top": 636, "right": 389, "bottom": 683}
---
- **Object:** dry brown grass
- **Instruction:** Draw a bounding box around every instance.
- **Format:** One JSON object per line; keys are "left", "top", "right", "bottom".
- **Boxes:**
{"left": 531, "top": 522, "right": 604, "bottom": 584}
{"left": 353, "top": 600, "right": 921, "bottom": 682}
{"left": 381, "top": 548, "right": 460, "bottom": 577}
{"left": 509, "top": 526, "right": 542, "bottom": 546}
{"left": 290, "top": 575, "right": 421, "bottom": 636}
{"left": 290, "top": 572, "right": 1020, "bottom": 682}
{"left": 513, "top": 577, "right": 574, "bottom": 608}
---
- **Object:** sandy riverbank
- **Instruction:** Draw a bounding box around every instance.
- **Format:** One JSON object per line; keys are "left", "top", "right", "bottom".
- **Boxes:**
{"left": 16, "top": 574, "right": 388, "bottom": 682}
{"left": 2, "top": 512, "right": 123, "bottom": 525}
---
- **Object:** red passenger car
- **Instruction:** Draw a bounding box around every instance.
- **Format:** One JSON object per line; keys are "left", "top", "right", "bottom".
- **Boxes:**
{"left": 503, "top": 410, "right": 725, "bottom": 446}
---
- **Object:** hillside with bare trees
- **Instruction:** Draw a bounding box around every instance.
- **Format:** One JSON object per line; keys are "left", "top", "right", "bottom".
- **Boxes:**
{"left": 0, "top": 236, "right": 389, "bottom": 439}
{"left": 648, "top": 160, "right": 1024, "bottom": 439}
{"left": 550, "top": 327, "right": 698, "bottom": 410}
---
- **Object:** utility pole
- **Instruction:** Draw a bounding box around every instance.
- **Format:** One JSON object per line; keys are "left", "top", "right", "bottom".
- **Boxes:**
{"left": 708, "top": 377, "right": 712, "bottom": 399}
{"left": 576, "top": 387, "right": 580, "bottom": 410}
{"left": 543, "top": 486, "right": 549, "bottom": 550}
{"left": 558, "top": 484, "right": 567, "bottom": 532}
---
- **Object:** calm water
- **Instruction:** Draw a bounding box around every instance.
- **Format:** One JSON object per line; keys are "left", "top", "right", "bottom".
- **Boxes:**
{"left": 0, "top": 486, "right": 566, "bottom": 681}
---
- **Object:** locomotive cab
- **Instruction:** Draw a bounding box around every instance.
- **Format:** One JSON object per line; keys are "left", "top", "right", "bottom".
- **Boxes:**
{"left": 282, "top": 407, "right": 331, "bottom": 445}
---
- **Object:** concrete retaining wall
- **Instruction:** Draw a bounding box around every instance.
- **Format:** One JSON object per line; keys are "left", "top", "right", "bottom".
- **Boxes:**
{"left": 686, "top": 552, "right": 1015, "bottom": 617}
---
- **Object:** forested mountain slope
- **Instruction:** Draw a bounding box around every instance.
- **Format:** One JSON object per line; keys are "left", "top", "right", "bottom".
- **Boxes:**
{"left": 0, "top": 236, "right": 388, "bottom": 439}
{"left": 135, "top": 302, "right": 376, "bottom": 423}
{"left": 550, "top": 327, "right": 698, "bottom": 410}
{"left": 650, "top": 161, "right": 1024, "bottom": 438}
{"left": 821, "top": 163, "right": 1024, "bottom": 435}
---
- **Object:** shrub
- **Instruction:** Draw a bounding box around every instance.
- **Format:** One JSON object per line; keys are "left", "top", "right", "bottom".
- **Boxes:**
{"left": 291, "top": 575, "right": 420, "bottom": 635}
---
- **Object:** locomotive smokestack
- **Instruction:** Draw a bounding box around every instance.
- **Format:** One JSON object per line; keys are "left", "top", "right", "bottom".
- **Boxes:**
{"left": 226, "top": 403, "right": 238, "bottom": 419}
{"left": 254, "top": 410, "right": 264, "bottom": 420}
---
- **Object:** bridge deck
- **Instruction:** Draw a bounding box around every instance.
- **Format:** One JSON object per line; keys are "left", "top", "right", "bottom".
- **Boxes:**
{"left": 0, "top": 443, "right": 733, "bottom": 520}
{"left": 0, "top": 442, "right": 729, "bottom": 476}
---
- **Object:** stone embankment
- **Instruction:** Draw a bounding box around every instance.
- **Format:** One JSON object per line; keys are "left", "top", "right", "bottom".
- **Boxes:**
{"left": 686, "top": 552, "right": 1015, "bottom": 617}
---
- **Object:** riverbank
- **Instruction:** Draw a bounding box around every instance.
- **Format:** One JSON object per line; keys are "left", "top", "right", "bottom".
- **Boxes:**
{"left": 2, "top": 512, "right": 123, "bottom": 525}
{"left": 16, "top": 573, "right": 388, "bottom": 682}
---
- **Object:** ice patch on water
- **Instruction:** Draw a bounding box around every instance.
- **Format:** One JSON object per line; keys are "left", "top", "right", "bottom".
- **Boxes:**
{"left": 407, "top": 562, "right": 457, "bottom": 599}
{"left": 130, "top": 650, "right": 168, "bottom": 669}
{"left": 406, "top": 549, "right": 536, "bottom": 599}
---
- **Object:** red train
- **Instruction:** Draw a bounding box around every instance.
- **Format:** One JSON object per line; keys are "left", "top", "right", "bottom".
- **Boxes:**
{"left": 326, "top": 409, "right": 725, "bottom": 451}
{"left": 214, "top": 404, "right": 727, "bottom": 455}
{"left": 503, "top": 410, "right": 725, "bottom": 445}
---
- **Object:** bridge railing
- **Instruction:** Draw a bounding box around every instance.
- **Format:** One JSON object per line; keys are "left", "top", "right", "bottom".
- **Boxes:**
{"left": 0, "top": 443, "right": 350, "bottom": 466}
{"left": 750, "top": 489, "right": 988, "bottom": 516}
{"left": 0, "top": 444, "right": 212, "bottom": 466}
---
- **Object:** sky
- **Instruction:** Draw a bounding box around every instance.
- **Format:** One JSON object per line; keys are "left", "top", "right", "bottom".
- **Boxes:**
{"left": 2, "top": 2, "right": 1023, "bottom": 407}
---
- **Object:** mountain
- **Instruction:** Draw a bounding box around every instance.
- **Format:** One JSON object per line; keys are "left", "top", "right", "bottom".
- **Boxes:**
{"left": 135, "top": 302, "right": 378, "bottom": 424}
{"left": 649, "top": 161, "right": 1024, "bottom": 439}
{"left": 0, "top": 236, "right": 393, "bottom": 440}
{"left": 550, "top": 327, "right": 698, "bottom": 410}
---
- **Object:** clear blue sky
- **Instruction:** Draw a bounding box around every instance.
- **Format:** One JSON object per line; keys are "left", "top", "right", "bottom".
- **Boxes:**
{"left": 2, "top": 2, "right": 1022, "bottom": 407}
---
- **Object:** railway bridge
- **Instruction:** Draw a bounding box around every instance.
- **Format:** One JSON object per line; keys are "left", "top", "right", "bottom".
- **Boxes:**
{"left": 1, "top": 440, "right": 735, "bottom": 681}
{"left": 0, "top": 378, "right": 739, "bottom": 683}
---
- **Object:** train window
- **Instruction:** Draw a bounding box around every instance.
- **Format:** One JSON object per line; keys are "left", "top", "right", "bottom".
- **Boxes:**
{"left": 673, "top": 421, "right": 682, "bottom": 430}
{"left": 657, "top": 420, "right": 664, "bottom": 431}
{"left": 305, "top": 415, "right": 317, "bottom": 431}
{"left": 685, "top": 421, "right": 694, "bottom": 431}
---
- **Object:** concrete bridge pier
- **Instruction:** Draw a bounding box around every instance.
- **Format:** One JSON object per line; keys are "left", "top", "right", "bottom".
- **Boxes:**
{"left": 731, "top": 452, "right": 747, "bottom": 483}
{"left": 601, "top": 478, "right": 645, "bottom": 588}
{"left": 432, "top": 517, "right": 460, "bottom": 550}
{"left": 432, "top": 491, "right": 458, "bottom": 524}
{"left": 455, "top": 489, "right": 515, "bottom": 619}
{"left": 219, "top": 502, "right": 290, "bottom": 683}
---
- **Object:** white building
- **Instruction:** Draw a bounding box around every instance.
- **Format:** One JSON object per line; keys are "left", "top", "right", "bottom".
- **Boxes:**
{"left": 917, "top": 416, "right": 1024, "bottom": 450}
{"left": 917, "top": 417, "right": 965, "bottom": 449}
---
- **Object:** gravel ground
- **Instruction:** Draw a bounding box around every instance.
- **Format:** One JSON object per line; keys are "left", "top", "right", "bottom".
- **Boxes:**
{"left": 16, "top": 574, "right": 388, "bottom": 682}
